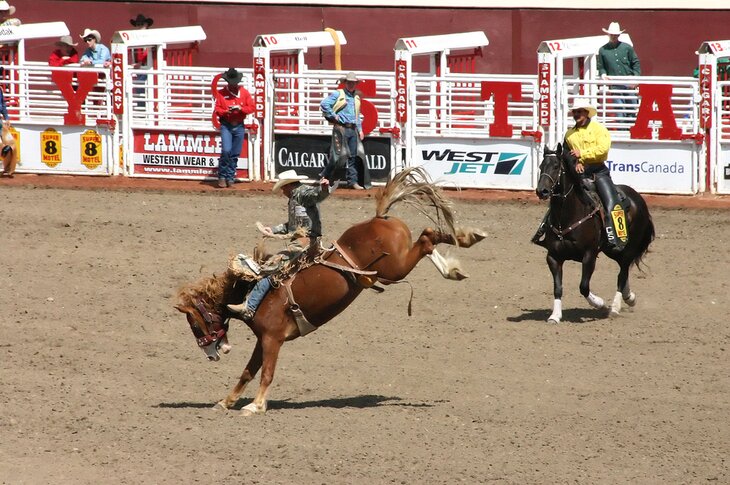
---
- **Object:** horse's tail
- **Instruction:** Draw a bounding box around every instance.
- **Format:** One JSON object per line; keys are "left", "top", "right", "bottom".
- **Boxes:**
{"left": 375, "top": 166, "right": 457, "bottom": 237}
{"left": 627, "top": 190, "right": 656, "bottom": 272}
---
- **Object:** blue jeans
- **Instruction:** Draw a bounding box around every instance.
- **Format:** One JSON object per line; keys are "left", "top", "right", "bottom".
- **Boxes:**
{"left": 218, "top": 122, "right": 245, "bottom": 182}
{"left": 247, "top": 277, "right": 272, "bottom": 313}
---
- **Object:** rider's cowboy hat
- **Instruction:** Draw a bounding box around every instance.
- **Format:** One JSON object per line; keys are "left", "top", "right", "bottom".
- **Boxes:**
{"left": 568, "top": 98, "right": 597, "bottom": 118}
{"left": 80, "top": 29, "right": 101, "bottom": 43}
{"left": 221, "top": 67, "right": 243, "bottom": 85}
{"left": 0, "top": 1, "right": 16, "bottom": 15}
{"left": 272, "top": 169, "right": 307, "bottom": 194}
{"left": 55, "top": 35, "right": 78, "bottom": 47}
{"left": 130, "top": 14, "right": 154, "bottom": 27}
{"left": 602, "top": 22, "right": 625, "bottom": 35}
{"left": 339, "top": 71, "right": 360, "bottom": 83}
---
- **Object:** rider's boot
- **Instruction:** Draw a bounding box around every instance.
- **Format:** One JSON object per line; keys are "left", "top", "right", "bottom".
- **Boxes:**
{"left": 226, "top": 277, "right": 272, "bottom": 323}
{"left": 595, "top": 174, "right": 627, "bottom": 251}
{"left": 531, "top": 210, "right": 550, "bottom": 245}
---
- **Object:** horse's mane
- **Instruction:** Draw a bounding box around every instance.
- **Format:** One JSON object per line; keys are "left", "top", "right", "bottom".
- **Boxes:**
{"left": 175, "top": 269, "right": 238, "bottom": 313}
{"left": 374, "top": 166, "right": 457, "bottom": 237}
{"left": 557, "top": 144, "right": 593, "bottom": 205}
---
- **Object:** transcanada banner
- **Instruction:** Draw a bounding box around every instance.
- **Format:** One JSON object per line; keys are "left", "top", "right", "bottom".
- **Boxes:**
{"left": 411, "top": 138, "right": 535, "bottom": 189}
{"left": 608, "top": 142, "right": 698, "bottom": 194}
{"left": 131, "top": 129, "right": 249, "bottom": 179}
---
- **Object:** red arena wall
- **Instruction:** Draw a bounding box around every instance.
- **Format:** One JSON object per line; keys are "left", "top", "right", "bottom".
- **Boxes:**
{"left": 17, "top": 3, "right": 730, "bottom": 76}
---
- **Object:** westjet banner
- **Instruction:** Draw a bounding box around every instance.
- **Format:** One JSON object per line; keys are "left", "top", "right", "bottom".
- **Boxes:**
{"left": 411, "top": 137, "right": 535, "bottom": 189}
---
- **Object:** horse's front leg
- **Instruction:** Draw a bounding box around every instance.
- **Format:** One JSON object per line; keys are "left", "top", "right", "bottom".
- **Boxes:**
{"left": 546, "top": 253, "right": 564, "bottom": 324}
{"left": 580, "top": 252, "right": 607, "bottom": 311}
{"left": 215, "top": 339, "right": 263, "bottom": 410}
{"left": 241, "top": 335, "right": 284, "bottom": 417}
{"left": 610, "top": 260, "right": 636, "bottom": 317}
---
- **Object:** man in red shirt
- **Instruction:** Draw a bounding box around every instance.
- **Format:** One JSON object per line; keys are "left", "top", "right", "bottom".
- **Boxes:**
{"left": 48, "top": 36, "right": 79, "bottom": 67}
{"left": 213, "top": 68, "right": 254, "bottom": 188}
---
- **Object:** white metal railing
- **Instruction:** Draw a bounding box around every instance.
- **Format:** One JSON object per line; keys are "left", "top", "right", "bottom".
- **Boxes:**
{"left": 717, "top": 80, "right": 730, "bottom": 142}
{"left": 562, "top": 77, "right": 699, "bottom": 141}
{"left": 271, "top": 70, "right": 396, "bottom": 134}
{"left": 5, "top": 63, "right": 111, "bottom": 124}
{"left": 126, "top": 66, "right": 255, "bottom": 129}
{"left": 411, "top": 73, "right": 539, "bottom": 138}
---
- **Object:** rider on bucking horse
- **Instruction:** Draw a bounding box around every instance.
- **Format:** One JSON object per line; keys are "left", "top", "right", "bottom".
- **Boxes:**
{"left": 532, "top": 98, "right": 627, "bottom": 251}
{"left": 227, "top": 170, "right": 333, "bottom": 323}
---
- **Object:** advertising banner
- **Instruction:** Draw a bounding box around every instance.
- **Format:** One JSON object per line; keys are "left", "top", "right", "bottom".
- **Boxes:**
{"left": 8, "top": 124, "right": 112, "bottom": 175}
{"left": 607, "top": 142, "right": 698, "bottom": 194}
{"left": 411, "top": 137, "right": 534, "bottom": 189}
{"left": 273, "top": 134, "right": 391, "bottom": 182}
{"left": 131, "top": 129, "right": 249, "bottom": 179}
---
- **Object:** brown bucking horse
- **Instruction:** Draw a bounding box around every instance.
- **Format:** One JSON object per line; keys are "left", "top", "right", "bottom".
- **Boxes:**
{"left": 176, "top": 167, "right": 486, "bottom": 416}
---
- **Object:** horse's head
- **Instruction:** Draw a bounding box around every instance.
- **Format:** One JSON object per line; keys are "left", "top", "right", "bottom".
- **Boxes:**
{"left": 175, "top": 273, "right": 238, "bottom": 362}
{"left": 175, "top": 300, "right": 230, "bottom": 362}
{"left": 536, "top": 145, "right": 564, "bottom": 200}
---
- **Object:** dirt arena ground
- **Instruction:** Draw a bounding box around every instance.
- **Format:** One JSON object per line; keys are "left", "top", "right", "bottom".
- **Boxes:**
{"left": 1, "top": 176, "right": 728, "bottom": 484}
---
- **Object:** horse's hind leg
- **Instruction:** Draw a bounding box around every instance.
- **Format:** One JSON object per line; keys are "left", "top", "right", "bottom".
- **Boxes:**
{"left": 241, "top": 335, "right": 284, "bottom": 416}
{"left": 546, "top": 254, "right": 564, "bottom": 324}
{"left": 215, "top": 339, "right": 263, "bottom": 410}
{"left": 425, "top": 227, "right": 487, "bottom": 248}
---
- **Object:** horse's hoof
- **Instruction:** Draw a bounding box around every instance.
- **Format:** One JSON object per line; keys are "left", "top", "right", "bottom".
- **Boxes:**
{"left": 212, "top": 401, "right": 228, "bottom": 411}
{"left": 240, "top": 402, "right": 265, "bottom": 416}
{"left": 449, "top": 269, "right": 469, "bottom": 280}
{"left": 219, "top": 342, "right": 232, "bottom": 354}
{"left": 624, "top": 293, "right": 637, "bottom": 307}
{"left": 547, "top": 317, "right": 560, "bottom": 324}
{"left": 609, "top": 308, "right": 621, "bottom": 318}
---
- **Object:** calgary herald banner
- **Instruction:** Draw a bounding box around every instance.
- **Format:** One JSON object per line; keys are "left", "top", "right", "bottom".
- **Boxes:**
{"left": 131, "top": 129, "right": 249, "bottom": 179}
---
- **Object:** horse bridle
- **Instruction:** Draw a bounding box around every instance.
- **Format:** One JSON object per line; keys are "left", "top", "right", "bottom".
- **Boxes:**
{"left": 186, "top": 298, "right": 228, "bottom": 348}
{"left": 541, "top": 152, "right": 596, "bottom": 239}
{"left": 541, "top": 152, "right": 578, "bottom": 199}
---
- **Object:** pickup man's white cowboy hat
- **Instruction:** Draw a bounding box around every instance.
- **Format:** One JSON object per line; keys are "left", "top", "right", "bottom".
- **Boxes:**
{"left": 80, "top": 28, "right": 102, "bottom": 43}
{"left": 272, "top": 169, "right": 307, "bottom": 194}
{"left": 602, "top": 22, "right": 625, "bottom": 35}
{"left": 568, "top": 98, "right": 597, "bottom": 118}
{"left": 0, "top": 1, "right": 16, "bottom": 16}
{"left": 339, "top": 71, "right": 360, "bottom": 83}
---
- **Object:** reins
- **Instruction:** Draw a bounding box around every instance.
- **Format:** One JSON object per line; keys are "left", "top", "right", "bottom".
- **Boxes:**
{"left": 545, "top": 153, "right": 600, "bottom": 240}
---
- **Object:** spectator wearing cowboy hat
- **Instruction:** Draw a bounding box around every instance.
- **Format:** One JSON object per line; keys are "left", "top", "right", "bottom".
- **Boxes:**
{"left": 597, "top": 22, "right": 641, "bottom": 120}
{"left": 79, "top": 28, "right": 111, "bottom": 67}
{"left": 213, "top": 68, "right": 255, "bottom": 188}
{"left": 0, "top": 1, "right": 20, "bottom": 27}
{"left": 226, "top": 169, "right": 332, "bottom": 323}
{"left": 319, "top": 71, "right": 370, "bottom": 190}
{"left": 49, "top": 35, "right": 79, "bottom": 67}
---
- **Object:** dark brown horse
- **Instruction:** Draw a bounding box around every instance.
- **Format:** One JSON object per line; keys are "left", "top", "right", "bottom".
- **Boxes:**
{"left": 176, "top": 167, "right": 485, "bottom": 415}
{"left": 535, "top": 145, "right": 655, "bottom": 324}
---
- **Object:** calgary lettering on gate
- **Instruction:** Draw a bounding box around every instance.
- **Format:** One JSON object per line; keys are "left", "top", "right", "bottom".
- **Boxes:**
{"left": 422, "top": 149, "right": 526, "bottom": 175}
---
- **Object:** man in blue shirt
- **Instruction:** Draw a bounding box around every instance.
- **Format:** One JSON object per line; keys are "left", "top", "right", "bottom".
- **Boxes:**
{"left": 79, "top": 28, "right": 111, "bottom": 67}
{"left": 319, "top": 71, "right": 369, "bottom": 190}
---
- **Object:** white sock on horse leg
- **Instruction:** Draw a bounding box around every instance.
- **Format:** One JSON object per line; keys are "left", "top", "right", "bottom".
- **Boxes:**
{"left": 623, "top": 290, "right": 636, "bottom": 306}
{"left": 586, "top": 292, "right": 605, "bottom": 309}
{"left": 548, "top": 299, "right": 562, "bottom": 323}
{"left": 611, "top": 291, "right": 622, "bottom": 316}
